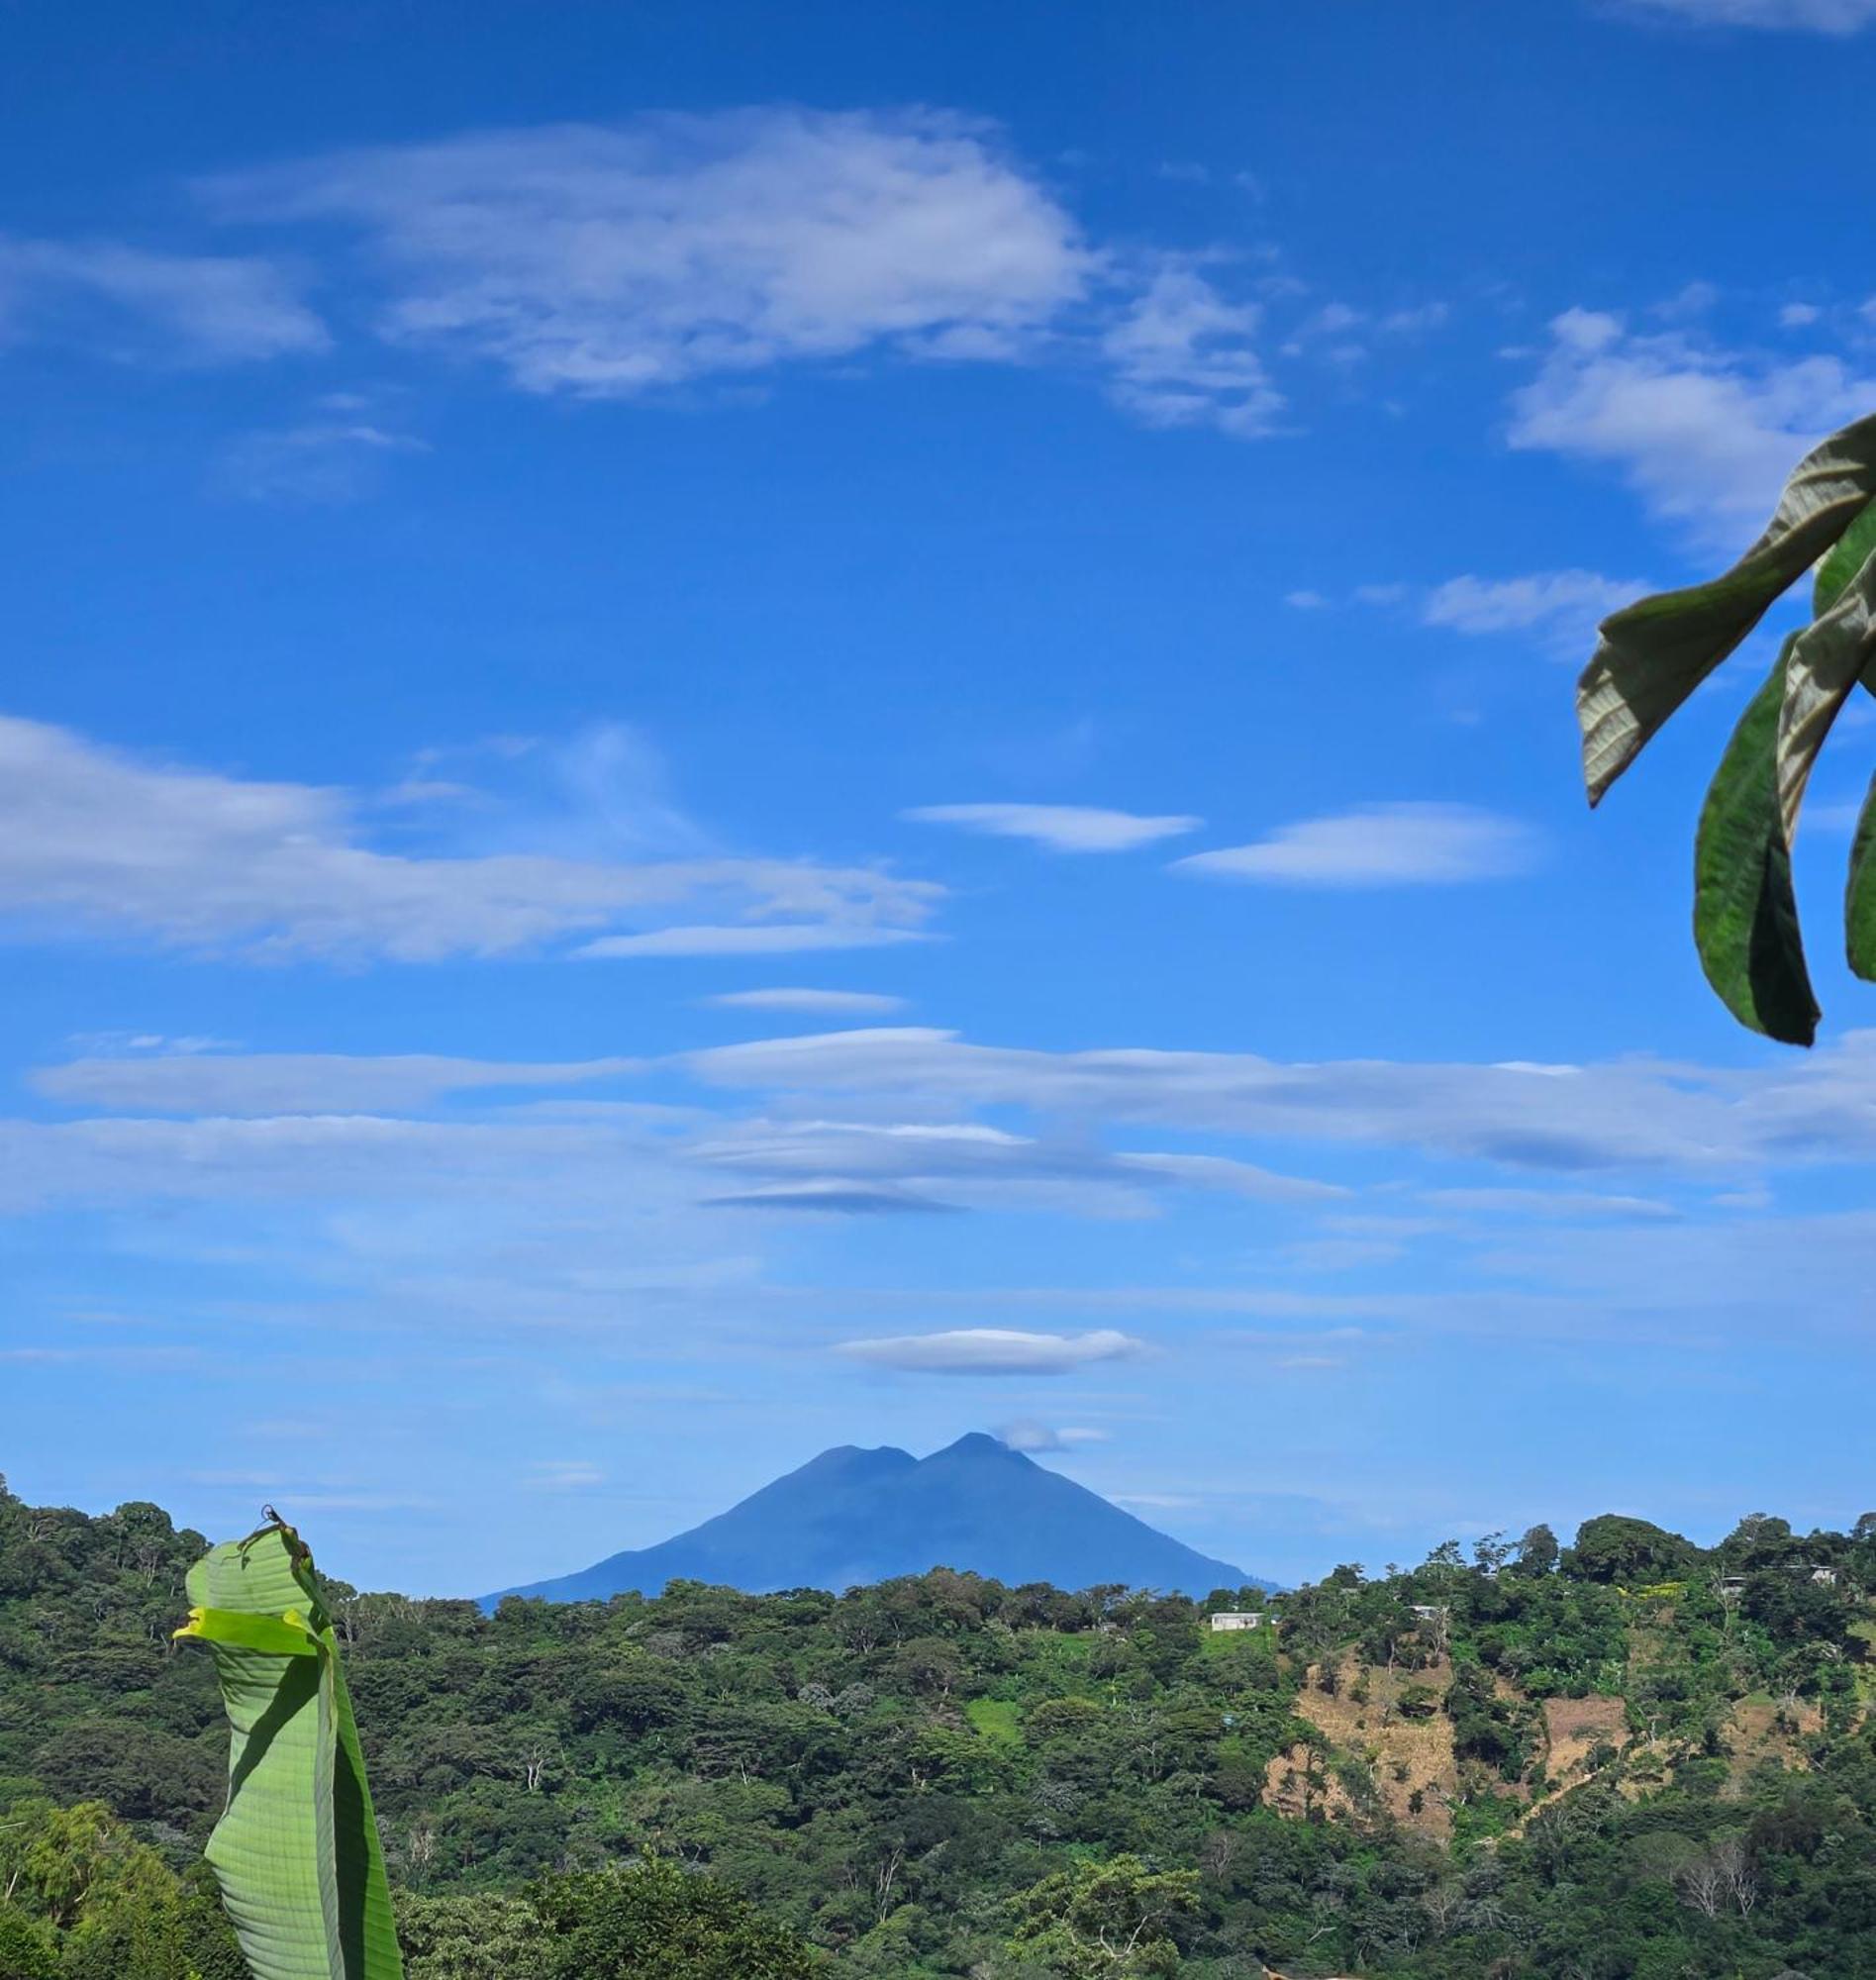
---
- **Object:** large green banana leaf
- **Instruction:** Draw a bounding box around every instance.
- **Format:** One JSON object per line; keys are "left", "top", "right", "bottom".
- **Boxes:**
{"left": 1693, "top": 641, "right": 1819, "bottom": 1045}
{"left": 1778, "top": 545, "right": 1876, "bottom": 843}
{"left": 177, "top": 1521, "right": 403, "bottom": 1980}
{"left": 1578, "top": 411, "right": 1876, "bottom": 806}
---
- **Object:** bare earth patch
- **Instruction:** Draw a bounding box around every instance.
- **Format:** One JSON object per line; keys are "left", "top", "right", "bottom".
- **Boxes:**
{"left": 1264, "top": 1656, "right": 1459, "bottom": 1840}
{"left": 1541, "top": 1694, "right": 1629, "bottom": 1783}
{"left": 1724, "top": 1697, "right": 1826, "bottom": 1793}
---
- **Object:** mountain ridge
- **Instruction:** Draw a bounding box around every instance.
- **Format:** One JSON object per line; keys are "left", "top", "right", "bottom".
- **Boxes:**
{"left": 484, "top": 1432, "right": 1269, "bottom": 1604}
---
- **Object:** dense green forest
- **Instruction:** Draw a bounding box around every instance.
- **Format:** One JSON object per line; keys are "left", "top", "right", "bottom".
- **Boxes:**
{"left": 4, "top": 1477, "right": 1876, "bottom": 1977}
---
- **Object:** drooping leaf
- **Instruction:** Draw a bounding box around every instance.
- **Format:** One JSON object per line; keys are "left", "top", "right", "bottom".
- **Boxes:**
{"left": 181, "top": 1525, "right": 403, "bottom": 1980}
{"left": 1845, "top": 773, "right": 1876, "bottom": 981}
{"left": 175, "top": 1605, "right": 321, "bottom": 1658}
{"left": 1801, "top": 497, "right": 1876, "bottom": 986}
{"left": 1577, "top": 410, "right": 1876, "bottom": 805}
{"left": 1694, "top": 639, "right": 1819, "bottom": 1046}
{"left": 1777, "top": 544, "right": 1876, "bottom": 842}
{"left": 1814, "top": 492, "right": 1876, "bottom": 617}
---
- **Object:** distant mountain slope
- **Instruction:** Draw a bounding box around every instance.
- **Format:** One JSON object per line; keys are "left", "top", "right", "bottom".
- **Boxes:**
{"left": 486, "top": 1433, "right": 1267, "bottom": 1603}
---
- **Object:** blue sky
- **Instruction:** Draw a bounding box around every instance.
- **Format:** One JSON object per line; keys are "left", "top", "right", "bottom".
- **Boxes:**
{"left": 10, "top": 0, "right": 1876, "bottom": 1592}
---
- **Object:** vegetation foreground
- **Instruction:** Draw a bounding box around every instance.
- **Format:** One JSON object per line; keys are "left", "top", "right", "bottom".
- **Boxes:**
{"left": 4, "top": 1480, "right": 1876, "bottom": 1977}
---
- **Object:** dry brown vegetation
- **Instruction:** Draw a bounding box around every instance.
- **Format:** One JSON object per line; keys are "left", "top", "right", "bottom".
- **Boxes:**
{"left": 1264, "top": 1655, "right": 1460, "bottom": 1840}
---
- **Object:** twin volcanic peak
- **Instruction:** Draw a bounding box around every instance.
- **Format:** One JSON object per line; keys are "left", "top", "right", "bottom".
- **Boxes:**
{"left": 487, "top": 1432, "right": 1269, "bottom": 1604}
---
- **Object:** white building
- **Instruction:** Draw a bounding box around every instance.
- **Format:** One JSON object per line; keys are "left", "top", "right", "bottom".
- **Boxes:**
{"left": 1209, "top": 1611, "right": 1265, "bottom": 1632}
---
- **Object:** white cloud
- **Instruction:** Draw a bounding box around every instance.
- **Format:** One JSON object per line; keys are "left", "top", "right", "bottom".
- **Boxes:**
{"left": 705, "top": 1179, "right": 954, "bottom": 1214}
{"left": 685, "top": 1025, "right": 1876, "bottom": 1173}
{"left": 1174, "top": 803, "right": 1539, "bottom": 887}
{"left": 995, "top": 1420, "right": 1111, "bottom": 1451}
{"left": 1100, "top": 256, "right": 1282, "bottom": 437}
{"left": 1113, "top": 1151, "right": 1346, "bottom": 1203}
{"left": 690, "top": 1113, "right": 1337, "bottom": 1212}
{"left": 202, "top": 112, "right": 1289, "bottom": 441}
{"left": 1618, "top": 0, "right": 1876, "bottom": 28}
{"left": 904, "top": 802, "right": 1201, "bottom": 852}
{"left": 836, "top": 1327, "right": 1144, "bottom": 1374}
{"left": 0, "top": 713, "right": 936, "bottom": 963}
{"left": 33, "top": 1052, "right": 642, "bottom": 1116}
{"left": 704, "top": 987, "right": 909, "bottom": 1014}
{"left": 1508, "top": 309, "right": 1876, "bottom": 548}
{"left": 0, "top": 237, "right": 326, "bottom": 361}
{"left": 580, "top": 923, "right": 930, "bottom": 957}
{"left": 1421, "top": 1186, "right": 1680, "bottom": 1222}
{"left": 208, "top": 110, "right": 1097, "bottom": 396}
{"left": 0, "top": 1112, "right": 681, "bottom": 1215}
{"left": 218, "top": 421, "right": 427, "bottom": 504}
{"left": 523, "top": 1461, "right": 606, "bottom": 1490}
{"left": 1780, "top": 303, "right": 1823, "bottom": 328}
{"left": 1379, "top": 302, "right": 1450, "bottom": 336}
{"left": 20, "top": 1045, "right": 1338, "bottom": 1223}
{"left": 1421, "top": 570, "right": 1651, "bottom": 649}
{"left": 31, "top": 1024, "right": 1876, "bottom": 1386}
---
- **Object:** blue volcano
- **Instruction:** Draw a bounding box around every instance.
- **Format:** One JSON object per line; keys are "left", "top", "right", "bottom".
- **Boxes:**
{"left": 486, "top": 1433, "right": 1269, "bottom": 1604}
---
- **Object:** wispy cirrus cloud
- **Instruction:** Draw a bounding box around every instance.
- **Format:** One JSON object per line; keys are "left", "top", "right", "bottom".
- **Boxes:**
{"left": 523, "top": 1461, "right": 606, "bottom": 1490}
{"left": 1286, "top": 571, "right": 1650, "bottom": 655}
{"left": 0, "top": 236, "right": 326, "bottom": 362}
{"left": 1508, "top": 308, "right": 1876, "bottom": 550}
{"left": 905, "top": 802, "right": 1201, "bottom": 852}
{"left": 217, "top": 420, "right": 428, "bottom": 504}
{"left": 1421, "top": 569, "right": 1652, "bottom": 651}
{"left": 0, "top": 713, "right": 936, "bottom": 964}
{"left": 32, "top": 1051, "right": 643, "bottom": 1116}
{"left": 1174, "top": 803, "right": 1539, "bottom": 887}
{"left": 1419, "top": 1185, "right": 1681, "bottom": 1222}
{"left": 580, "top": 924, "right": 931, "bottom": 958}
{"left": 837, "top": 1327, "right": 1144, "bottom": 1374}
{"left": 1613, "top": 0, "right": 1876, "bottom": 29}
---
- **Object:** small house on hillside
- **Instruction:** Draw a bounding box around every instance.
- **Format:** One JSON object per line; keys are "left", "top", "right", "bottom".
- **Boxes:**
{"left": 1209, "top": 1611, "right": 1265, "bottom": 1632}
{"left": 1720, "top": 1565, "right": 1838, "bottom": 1601}
{"left": 1410, "top": 1603, "right": 1449, "bottom": 1623}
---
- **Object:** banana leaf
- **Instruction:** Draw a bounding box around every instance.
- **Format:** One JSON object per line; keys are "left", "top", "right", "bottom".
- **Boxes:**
{"left": 177, "top": 1521, "right": 403, "bottom": 1980}
{"left": 1694, "top": 640, "right": 1819, "bottom": 1046}
{"left": 1779, "top": 544, "right": 1876, "bottom": 843}
{"left": 1578, "top": 411, "right": 1876, "bottom": 805}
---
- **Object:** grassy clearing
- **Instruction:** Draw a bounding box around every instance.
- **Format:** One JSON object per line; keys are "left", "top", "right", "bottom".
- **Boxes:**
{"left": 965, "top": 1697, "right": 1024, "bottom": 1746}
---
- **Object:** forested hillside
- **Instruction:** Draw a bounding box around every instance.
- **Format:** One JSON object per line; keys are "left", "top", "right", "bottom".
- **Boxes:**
{"left": 4, "top": 1476, "right": 1875, "bottom": 1977}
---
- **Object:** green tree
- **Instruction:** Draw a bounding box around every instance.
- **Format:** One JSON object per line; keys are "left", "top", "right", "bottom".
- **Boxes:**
{"left": 0, "top": 1903, "right": 55, "bottom": 1980}
{"left": 1564, "top": 1515, "right": 1701, "bottom": 1586}
{"left": 526, "top": 1861, "right": 819, "bottom": 1979}
{"left": 1006, "top": 1855, "right": 1198, "bottom": 1977}
{"left": 1514, "top": 1524, "right": 1560, "bottom": 1576}
{"left": 396, "top": 1892, "right": 547, "bottom": 1980}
